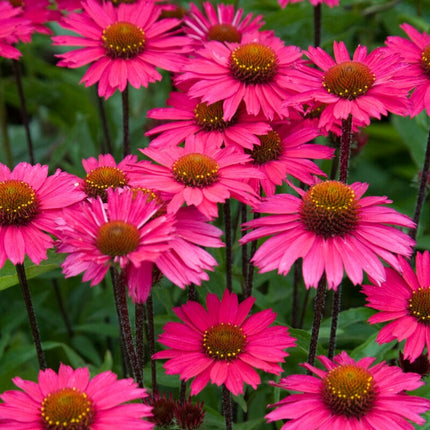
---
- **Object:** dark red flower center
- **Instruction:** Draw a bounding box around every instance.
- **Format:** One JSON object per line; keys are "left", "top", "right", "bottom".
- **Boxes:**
{"left": 322, "top": 364, "right": 375, "bottom": 418}
{"left": 148, "top": 393, "right": 176, "bottom": 427}
{"left": 172, "top": 153, "right": 219, "bottom": 187}
{"left": 9, "top": 0, "right": 23, "bottom": 7}
{"left": 84, "top": 166, "right": 127, "bottom": 200}
{"left": 96, "top": 220, "right": 140, "bottom": 257}
{"left": 194, "top": 101, "right": 236, "bottom": 131}
{"left": 421, "top": 45, "right": 430, "bottom": 76}
{"left": 208, "top": 24, "right": 242, "bottom": 43}
{"left": 174, "top": 398, "right": 205, "bottom": 430}
{"left": 160, "top": 6, "right": 186, "bottom": 19}
{"left": 247, "top": 130, "right": 282, "bottom": 164}
{"left": 300, "top": 181, "right": 360, "bottom": 239}
{"left": 40, "top": 387, "right": 94, "bottom": 430}
{"left": 0, "top": 179, "right": 39, "bottom": 226}
{"left": 323, "top": 61, "right": 375, "bottom": 100}
{"left": 108, "top": 0, "right": 138, "bottom": 5}
{"left": 229, "top": 43, "right": 278, "bottom": 84}
{"left": 202, "top": 322, "right": 246, "bottom": 361}
{"left": 102, "top": 22, "right": 145, "bottom": 59}
{"left": 409, "top": 287, "right": 430, "bottom": 324}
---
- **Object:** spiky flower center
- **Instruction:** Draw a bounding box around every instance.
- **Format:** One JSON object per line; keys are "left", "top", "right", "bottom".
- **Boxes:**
{"left": 229, "top": 43, "right": 278, "bottom": 84}
{"left": 421, "top": 45, "right": 430, "bottom": 76}
{"left": 41, "top": 387, "right": 94, "bottom": 430}
{"left": 84, "top": 166, "right": 127, "bottom": 200}
{"left": 194, "top": 101, "right": 236, "bottom": 131}
{"left": 203, "top": 322, "right": 246, "bottom": 361}
{"left": 409, "top": 287, "right": 430, "bottom": 324}
{"left": 102, "top": 22, "right": 145, "bottom": 59}
{"left": 172, "top": 153, "right": 219, "bottom": 187}
{"left": 300, "top": 181, "right": 359, "bottom": 239}
{"left": 0, "top": 179, "right": 39, "bottom": 226}
{"left": 323, "top": 61, "right": 375, "bottom": 100}
{"left": 208, "top": 24, "right": 241, "bottom": 43}
{"left": 96, "top": 220, "right": 140, "bottom": 257}
{"left": 175, "top": 399, "right": 205, "bottom": 430}
{"left": 248, "top": 131, "right": 282, "bottom": 164}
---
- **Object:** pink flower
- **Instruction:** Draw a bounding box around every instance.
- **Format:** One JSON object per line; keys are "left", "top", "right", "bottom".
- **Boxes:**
{"left": 0, "top": 363, "right": 153, "bottom": 429}
{"left": 362, "top": 251, "right": 430, "bottom": 363}
{"left": 176, "top": 31, "right": 303, "bottom": 121}
{"left": 385, "top": 23, "right": 430, "bottom": 117}
{"left": 266, "top": 351, "right": 430, "bottom": 429}
{"left": 145, "top": 91, "right": 271, "bottom": 150}
{"left": 0, "top": 162, "right": 85, "bottom": 268}
{"left": 52, "top": 0, "right": 191, "bottom": 99}
{"left": 284, "top": 41, "right": 412, "bottom": 130}
{"left": 153, "top": 289, "right": 296, "bottom": 396}
{"left": 246, "top": 121, "right": 334, "bottom": 196}
{"left": 183, "top": 2, "right": 264, "bottom": 45}
{"left": 134, "top": 135, "right": 262, "bottom": 219}
{"left": 240, "top": 180, "right": 415, "bottom": 290}
{"left": 56, "top": 188, "right": 175, "bottom": 287}
{"left": 278, "top": 0, "right": 339, "bottom": 7}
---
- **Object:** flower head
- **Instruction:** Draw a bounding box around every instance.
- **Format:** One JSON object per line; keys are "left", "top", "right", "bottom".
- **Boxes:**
{"left": 362, "top": 250, "right": 430, "bottom": 363}
{"left": 52, "top": 0, "right": 191, "bottom": 99}
{"left": 266, "top": 351, "right": 430, "bottom": 429}
{"left": 0, "top": 162, "right": 85, "bottom": 268}
{"left": 154, "top": 289, "right": 296, "bottom": 396}
{"left": 0, "top": 363, "right": 153, "bottom": 429}
{"left": 385, "top": 23, "right": 430, "bottom": 117}
{"left": 240, "top": 180, "right": 415, "bottom": 290}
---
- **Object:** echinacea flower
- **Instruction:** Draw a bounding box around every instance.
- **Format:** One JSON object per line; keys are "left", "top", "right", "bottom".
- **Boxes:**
{"left": 145, "top": 91, "right": 271, "bottom": 150}
{"left": 0, "top": 162, "right": 85, "bottom": 269}
{"left": 0, "top": 363, "right": 153, "bottom": 429}
{"left": 52, "top": 0, "right": 191, "bottom": 99}
{"left": 278, "top": 0, "right": 339, "bottom": 8}
{"left": 362, "top": 250, "right": 430, "bottom": 363}
{"left": 134, "top": 135, "right": 262, "bottom": 219}
{"left": 240, "top": 180, "right": 415, "bottom": 290}
{"left": 266, "top": 351, "right": 430, "bottom": 429}
{"left": 385, "top": 23, "right": 430, "bottom": 117}
{"left": 184, "top": 2, "right": 264, "bottom": 45}
{"left": 284, "top": 41, "right": 412, "bottom": 130}
{"left": 176, "top": 31, "right": 303, "bottom": 121}
{"left": 154, "top": 289, "right": 296, "bottom": 396}
{"left": 56, "top": 187, "right": 175, "bottom": 287}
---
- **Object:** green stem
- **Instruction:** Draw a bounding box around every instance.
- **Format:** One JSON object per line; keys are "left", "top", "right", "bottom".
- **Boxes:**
{"left": 224, "top": 200, "right": 233, "bottom": 292}
{"left": 122, "top": 85, "right": 130, "bottom": 157}
{"left": 222, "top": 385, "right": 233, "bottom": 430}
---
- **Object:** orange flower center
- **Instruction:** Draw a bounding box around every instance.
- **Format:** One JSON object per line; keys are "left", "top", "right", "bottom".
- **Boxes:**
{"left": 208, "top": 24, "right": 242, "bottom": 43}
{"left": 84, "top": 166, "right": 127, "bottom": 200}
{"left": 203, "top": 322, "right": 246, "bottom": 361}
{"left": 247, "top": 130, "right": 282, "bottom": 164}
{"left": 409, "top": 287, "right": 430, "bottom": 324}
{"left": 172, "top": 153, "right": 219, "bottom": 187}
{"left": 194, "top": 101, "right": 236, "bottom": 131}
{"left": 421, "top": 45, "right": 430, "bottom": 76}
{"left": 323, "top": 61, "right": 375, "bottom": 99}
{"left": 300, "top": 181, "right": 359, "bottom": 239}
{"left": 102, "top": 22, "right": 145, "bottom": 59}
{"left": 96, "top": 220, "right": 140, "bottom": 257}
{"left": 322, "top": 364, "right": 375, "bottom": 418}
{"left": 229, "top": 43, "right": 278, "bottom": 84}
{"left": 41, "top": 387, "right": 94, "bottom": 430}
{"left": 0, "top": 179, "right": 39, "bottom": 226}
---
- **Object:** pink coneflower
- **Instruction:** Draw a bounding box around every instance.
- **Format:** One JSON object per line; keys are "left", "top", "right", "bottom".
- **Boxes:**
{"left": 246, "top": 121, "right": 334, "bottom": 196}
{"left": 240, "top": 180, "right": 415, "bottom": 290}
{"left": 127, "top": 205, "right": 224, "bottom": 303}
{"left": 266, "top": 351, "right": 430, "bottom": 429}
{"left": 284, "top": 41, "right": 412, "bottom": 130}
{"left": 0, "top": 363, "right": 153, "bottom": 429}
{"left": 56, "top": 187, "right": 175, "bottom": 287}
{"left": 52, "top": 0, "right": 191, "bottom": 99}
{"left": 0, "top": 162, "right": 85, "bottom": 269}
{"left": 176, "top": 31, "right": 303, "bottom": 121}
{"left": 145, "top": 91, "right": 271, "bottom": 150}
{"left": 385, "top": 23, "right": 430, "bottom": 117}
{"left": 154, "top": 289, "right": 296, "bottom": 396}
{"left": 134, "top": 135, "right": 262, "bottom": 219}
{"left": 184, "top": 2, "right": 264, "bottom": 45}
{"left": 278, "top": 0, "right": 339, "bottom": 7}
{"left": 362, "top": 251, "right": 430, "bottom": 363}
